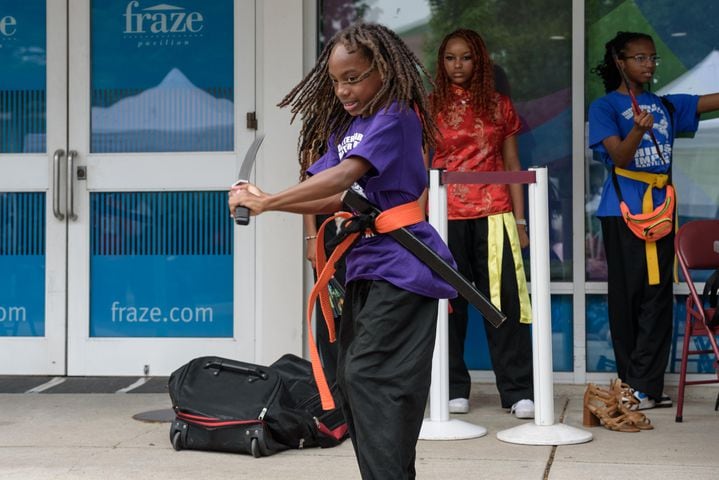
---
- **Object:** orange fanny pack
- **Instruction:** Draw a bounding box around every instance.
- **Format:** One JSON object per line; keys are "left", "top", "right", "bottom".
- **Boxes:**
{"left": 618, "top": 184, "right": 675, "bottom": 241}
{"left": 612, "top": 167, "right": 676, "bottom": 285}
{"left": 612, "top": 167, "right": 674, "bottom": 241}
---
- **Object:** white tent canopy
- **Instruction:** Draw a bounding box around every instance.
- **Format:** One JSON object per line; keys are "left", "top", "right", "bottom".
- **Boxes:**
{"left": 658, "top": 50, "right": 719, "bottom": 96}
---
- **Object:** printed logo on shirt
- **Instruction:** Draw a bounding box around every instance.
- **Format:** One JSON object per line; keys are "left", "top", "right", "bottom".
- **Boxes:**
{"left": 348, "top": 182, "right": 375, "bottom": 239}
{"left": 620, "top": 104, "right": 671, "bottom": 168}
{"left": 337, "top": 133, "right": 364, "bottom": 158}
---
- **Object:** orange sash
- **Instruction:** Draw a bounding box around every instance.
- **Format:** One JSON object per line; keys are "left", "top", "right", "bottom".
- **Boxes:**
{"left": 307, "top": 200, "right": 425, "bottom": 410}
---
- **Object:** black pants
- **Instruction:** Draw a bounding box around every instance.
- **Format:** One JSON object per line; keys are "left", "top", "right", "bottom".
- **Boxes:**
{"left": 601, "top": 216, "right": 674, "bottom": 400}
{"left": 337, "top": 280, "right": 437, "bottom": 480}
{"left": 447, "top": 218, "right": 533, "bottom": 408}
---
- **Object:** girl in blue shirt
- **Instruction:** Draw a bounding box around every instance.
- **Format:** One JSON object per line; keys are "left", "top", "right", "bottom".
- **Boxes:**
{"left": 588, "top": 31, "right": 719, "bottom": 410}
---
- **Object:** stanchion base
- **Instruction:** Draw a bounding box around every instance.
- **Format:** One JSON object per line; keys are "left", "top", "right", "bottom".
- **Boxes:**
{"left": 496, "top": 422, "right": 592, "bottom": 445}
{"left": 419, "top": 418, "right": 488, "bottom": 440}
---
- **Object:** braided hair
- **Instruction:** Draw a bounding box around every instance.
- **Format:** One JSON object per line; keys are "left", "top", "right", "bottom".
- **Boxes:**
{"left": 278, "top": 23, "right": 438, "bottom": 179}
{"left": 592, "top": 31, "right": 654, "bottom": 93}
{"left": 430, "top": 29, "right": 497, "bottom": 120}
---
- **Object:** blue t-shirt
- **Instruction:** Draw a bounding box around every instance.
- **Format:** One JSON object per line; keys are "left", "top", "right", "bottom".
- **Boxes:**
{"left": 588, "top": 91, "right": 699, "bottom": 216}
{"left": 308, "top": 102, "right": 457, "bottom": 300}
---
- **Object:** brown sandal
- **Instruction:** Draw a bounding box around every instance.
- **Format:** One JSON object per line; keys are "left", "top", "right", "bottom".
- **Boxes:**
{"left": 609, "top": 379, "right": 639, "bottom": 409}
{"left": 609, "top": 379, "right": 653, "bottom": 430}
{"left": 583, "top": 383, "right": 640, "bottom": 432}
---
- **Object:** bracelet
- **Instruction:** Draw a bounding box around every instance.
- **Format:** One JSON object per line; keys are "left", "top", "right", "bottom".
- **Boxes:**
{"left": 515, "top": 218, "right": 527, "bottom": 226}
{"left": 304, "top": 235, "right": 317, "bottom": 241}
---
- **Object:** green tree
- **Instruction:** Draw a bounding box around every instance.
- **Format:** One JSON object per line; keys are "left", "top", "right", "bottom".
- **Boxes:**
{"left": 425, "top": 0, "right": 572, "bottom": 101}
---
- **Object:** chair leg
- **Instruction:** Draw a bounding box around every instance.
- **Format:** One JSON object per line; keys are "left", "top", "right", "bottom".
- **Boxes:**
{"left": 676, "top": 315, "right": 693, "bottom": 423}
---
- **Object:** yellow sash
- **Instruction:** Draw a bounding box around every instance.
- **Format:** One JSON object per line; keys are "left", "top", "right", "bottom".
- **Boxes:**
{"left": 487, "top": 213, "right": 531, "bottom": 324}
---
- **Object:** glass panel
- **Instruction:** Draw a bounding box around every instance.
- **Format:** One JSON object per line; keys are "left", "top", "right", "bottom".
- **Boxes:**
{"left": 90, "top": 0, "right": 234, "bottom": 153}
{"left": 466, "top": 296, "right": 573, "bottom": 372}
{"left": 0, "top": 193, "right": 45, "bottom": 336}
{"left": 89, "top": 191, "right": 233, "bottom": 337}
{"left": 320, "top": 0, "right": 573, "bottom": 281}
{"left": 585, "top": 295, "right": 614, "bottom": 372}
{"left": 0, "top": 0, "right": 46, "bottom": 153}
{"left": 585, "top": 0, "right": 719, "bottom": 280}
{"left": 587, "top": 294, "right": 715, "bottom": 374}
{"left": 669, "top": 296, "right": 718, "bottom": 374}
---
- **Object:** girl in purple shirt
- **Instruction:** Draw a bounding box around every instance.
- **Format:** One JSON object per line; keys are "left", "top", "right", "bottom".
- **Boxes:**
{"left": 229, "top": 23, "right": 455, "bottom": 480}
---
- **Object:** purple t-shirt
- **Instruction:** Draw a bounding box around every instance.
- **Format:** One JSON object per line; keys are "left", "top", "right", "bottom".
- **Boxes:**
{"left": 308, "top": 102, "right": 457, "bottom": 300}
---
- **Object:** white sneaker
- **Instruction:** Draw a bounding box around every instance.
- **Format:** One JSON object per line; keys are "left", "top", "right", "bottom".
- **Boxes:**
{"left": 448, "top": 397, "right": 470, "bottom": 414}
{"left": 510, "top": 399, "right": 535, "bottom": 419}
{"left": 631, "top": 390, "right": 656, "bottom": 411}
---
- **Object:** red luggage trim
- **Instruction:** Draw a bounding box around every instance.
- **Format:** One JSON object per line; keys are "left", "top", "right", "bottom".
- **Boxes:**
{"left": 316, "top": 420, "right": 349, "bottom": 441}
{"left": 176, "top": 411, "right": 263, "bottom": 428}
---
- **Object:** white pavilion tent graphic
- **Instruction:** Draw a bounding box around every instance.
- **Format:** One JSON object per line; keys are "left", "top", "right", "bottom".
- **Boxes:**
{"left": 91, "top": 68, "right": 234, "bottom": 152}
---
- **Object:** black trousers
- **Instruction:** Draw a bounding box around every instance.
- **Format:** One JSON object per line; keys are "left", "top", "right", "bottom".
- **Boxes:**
{"left": 337, "top": 280, "right": 437, "bottom": 480}
{"left": 447, "top": 218, "right": 533, "bottom": 408}
{"left": 600, "top": 216, "right": 674, "bottom": 400}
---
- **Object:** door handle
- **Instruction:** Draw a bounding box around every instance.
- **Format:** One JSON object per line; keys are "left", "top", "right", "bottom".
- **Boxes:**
{"left": 52, "top": 149, "right": 65, "bottom": 220}
{"left": 67, "top": 150, "right": 78, "bottom": 221}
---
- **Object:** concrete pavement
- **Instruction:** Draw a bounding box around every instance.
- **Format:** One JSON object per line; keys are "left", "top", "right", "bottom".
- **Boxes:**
{"left": 1, "top": 383, "right": 718, "bottom": 479}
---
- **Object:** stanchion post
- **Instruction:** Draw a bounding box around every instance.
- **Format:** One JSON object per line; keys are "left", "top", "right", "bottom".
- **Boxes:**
{"left": 420, "top": 169, "right": 487, "bottom": 440}
{"left": 496, "top": 167, "right": 592, "bottom": 445}
{"left": 428, "top": 169, "right": 450, "bottom": 423}
{"left": 529, "top": 166, "right": 555, "bottom": 426}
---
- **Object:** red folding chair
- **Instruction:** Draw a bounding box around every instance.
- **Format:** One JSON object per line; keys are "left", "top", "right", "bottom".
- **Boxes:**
{"left": 674, "top": 219, "right": 719, "bottom": 422}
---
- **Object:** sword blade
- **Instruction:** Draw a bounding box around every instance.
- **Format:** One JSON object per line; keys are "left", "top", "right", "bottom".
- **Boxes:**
{"left": 237, "top": 133, "right": 265, "bottom": 181}
{"left": 233, "top": 133, "right": 265, "bottom": 226}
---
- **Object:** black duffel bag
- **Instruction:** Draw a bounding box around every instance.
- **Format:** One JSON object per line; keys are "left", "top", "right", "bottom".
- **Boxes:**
{"left": 168, "top": 354, "right": 347, "bottom": 457}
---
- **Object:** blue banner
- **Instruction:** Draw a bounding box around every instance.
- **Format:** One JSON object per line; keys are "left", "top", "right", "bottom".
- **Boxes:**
{"left": 89, "top": 191, "right": 234, "bottom": 337}
{"left": 0, "top": 257, "right": 45, "bottom": 336}
{"left": 0, "top": 0, "right": 45, "bottom": 90}
{"left": 90, "top": 255, "right": 233, "bottom": 337}
{"left": 91, "top": 0, "right": 233, "bottom": 90}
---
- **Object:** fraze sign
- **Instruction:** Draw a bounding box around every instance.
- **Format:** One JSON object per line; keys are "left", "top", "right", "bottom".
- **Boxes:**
{"left": 0, "top": 15, "right": 16, "bottom": 36}
{"left": 123, "top": 1, "right": 204, "bottom": 34}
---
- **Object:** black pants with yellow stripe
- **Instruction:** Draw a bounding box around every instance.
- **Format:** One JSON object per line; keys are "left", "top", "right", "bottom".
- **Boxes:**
{"left": 447, "top": 217, "right": 533, "bottom": 408}
{"left": 600, "top": 216, "right": 674, "bottom": 400}
{"left": 337, "top": 280, "right": 437, "bottom": 480}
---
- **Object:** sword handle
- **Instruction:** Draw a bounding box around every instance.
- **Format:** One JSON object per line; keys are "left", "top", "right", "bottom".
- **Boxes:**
{"left": 234, "top": 206, "right": 251, "bottom": 226}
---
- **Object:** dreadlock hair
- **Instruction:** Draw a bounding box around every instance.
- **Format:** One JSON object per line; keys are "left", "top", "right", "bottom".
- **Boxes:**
{"left": 591, "top": 31, "right": 655, "bottom": 93}
{"left": 430, "top": 29, "right": 497, "bottom": 120}
{"left": 278, "top": 22, "right": 438, "bottom": 179}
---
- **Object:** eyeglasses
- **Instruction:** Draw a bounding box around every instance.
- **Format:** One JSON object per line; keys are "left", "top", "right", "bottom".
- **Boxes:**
{"left": 622, "top": 54, "right": 661, "bottom": 66}
{"left": 331, "top": 65, "right": 376, "bottom": 88}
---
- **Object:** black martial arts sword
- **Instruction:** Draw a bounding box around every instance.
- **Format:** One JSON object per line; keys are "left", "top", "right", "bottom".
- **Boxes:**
{"left": 342, "top": 188, "right": 506, "bottom": 328}
{"left": 233, "top": 133, "right": 265, "bottom": 225}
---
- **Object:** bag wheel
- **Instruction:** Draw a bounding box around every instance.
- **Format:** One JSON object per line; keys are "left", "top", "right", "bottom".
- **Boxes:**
{"left": 172, "top": 431, "right": 183, "bottom": 451}
{"left": 251, "top": 437, "right": 261, "bottom": 458}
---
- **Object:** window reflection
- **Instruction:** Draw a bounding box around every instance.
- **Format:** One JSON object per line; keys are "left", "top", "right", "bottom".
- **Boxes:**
{"left": 586, "top": 0, "right": 719, "bottom": 280}
{"left": 320, "top": 0, "right": 574, "bottom": 281}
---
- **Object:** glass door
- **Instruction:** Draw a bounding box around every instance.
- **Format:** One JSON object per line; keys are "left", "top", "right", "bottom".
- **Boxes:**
{"left": 0, "top": 0, "right": 67, "bottom": 374}
{"left": 65, "top": 0, "right": 256, "bottom": 375}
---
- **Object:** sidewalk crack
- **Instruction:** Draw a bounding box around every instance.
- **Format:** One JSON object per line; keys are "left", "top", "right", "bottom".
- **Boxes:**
{"left": 543, "top": 397, "right": 569, "bottom": 479}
